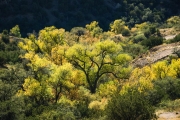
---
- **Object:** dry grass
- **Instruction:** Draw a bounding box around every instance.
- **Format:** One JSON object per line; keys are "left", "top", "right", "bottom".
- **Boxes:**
{"left": 160, "top": 28, "right": 177, "bottom": 37}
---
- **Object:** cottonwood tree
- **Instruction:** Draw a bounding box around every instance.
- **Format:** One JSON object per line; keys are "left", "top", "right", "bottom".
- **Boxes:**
{"left": 66, "top": 40, "right": 132, "bottom": 93}
{"left": 110, "top": 19, "right": 125, "bottom": 34}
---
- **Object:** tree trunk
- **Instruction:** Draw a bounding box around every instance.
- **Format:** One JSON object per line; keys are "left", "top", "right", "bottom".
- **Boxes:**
{"left": 90, "top": 86, "right": 96, "bottom": 94}
{"left": 90, "top": 79, "right": 98, "bottom": 94}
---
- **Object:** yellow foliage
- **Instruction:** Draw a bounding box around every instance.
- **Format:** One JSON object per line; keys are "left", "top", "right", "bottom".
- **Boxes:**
{"left": 71, "top": 70, "right": 86, "bottom": 86}
{"left": 110, "top": 19, "right": 125, "bottom": 34}
{"left": 95, "top": 39, "right": 122, "bottom": 53}
{"left": 168, "top": 59, "right": 180, "bottom": 78}
{"left": 88, "top": 98, "right": 108, "bottom": 110}
{"left": 18, "top": 38, "right": 38, "bottom": 52}
{"left": 134, "top": 22, "right": 149, "bottom": 31}
{"left": 23, "top": 78, "right": 41, "bottom": 96}
{"left": 152, "top": 60, "right": 169, "bottom": 79}
{"left": 85, "top": 21, "right": 102, "bottom": 37}
{"left": 98, "top": 80, "right": 118, "bottom": 97}
{"left": 50, "top": 45, "right": 68, "bottom": 65}
{"left": 23, "top": 77, "right": 52, "bottom": 97}
{"left": 126, "top": 66, "right": 155, "bottom": 93}
{"left": 79, "top": 33, "right": 99, "bottom": 45}
{"left": 23, "top": 52, "right": 52, "bottom": 71}
{"left": 57, "top": 95, "right": 75, "bottom": 106}
{"left": 37, "top": 26, "right": 66, "bottom": 54}
{"left": 123, "top": 59, "right": 180, "bottom": 94}
{"left": 167, "top": 16, "right": 180, "bottom": 25}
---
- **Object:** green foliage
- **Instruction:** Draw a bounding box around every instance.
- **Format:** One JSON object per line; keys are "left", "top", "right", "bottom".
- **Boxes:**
{"left": 48, "top": 63, "right": 74, "bottom": 103}
{"left": 0, "top": 39, "right": 20, "bottom": 66}
{"left": 147, "top": 78, "right": 180, "bottom": 106}
{"left": 106, "top": 89, "right": 156, "bottom": 120}
{"left": 86, "top": 21, "right": 103, "bottom": 37}
{"left": 0, "top": 0, "right": 180, "bottom": 35}
{"left": 66, "top": 40, "right": 132, "bottom": 93}
{"left": 167, "top": 16, "right": 180, "bottom": 27}
{"left": 149, "top": 26, "right": 156, "bottom": 34}
{"left": 3, "top": 13, "right": 180, "bottom": 119}
{"left": 1, "top": 30, "right": 9, "bottom": 44}
{"left": 141, "top": 36, "right": 163, "bottom": 48}
{"left": 144, "top": 30, "right": 151, "bottom": 38}
{"left": 0, "top": 95, "right": 25, "bottom": 120}
{"left": 37, "top": 26, "right": 66, "bottom": 54}
{"left": 10, "top": 25, "right": 21, "bottom": 37}
{"left": 121, "top": 28, "right": 130, "bottom": 36}
{"left": 133, "top": 34, "right": 147, "bottom": 43}
{"left": 110, "top": 19, "right": 125, "bottom": 34}
{"left": 123, "top": 44, "right": 147, "bottom": 58}
{"left": 70, "top": 27, "right": 87, "bottom": 36}
{"left": 0, "top": 51, "right": 19, "bottom": 65}
{"left": 158, "top": 99, "right": 180, "bottom": 111}
{"left": 0, "top": 42, "right": 5, "bottom": 52}
{"left": 0, "top": 64, "right": 27, "bottom": 120}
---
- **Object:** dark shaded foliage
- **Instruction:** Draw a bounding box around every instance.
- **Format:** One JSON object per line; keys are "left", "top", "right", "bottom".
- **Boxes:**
{"left": 0, "top": 0, "right": 180, "bottom": 36}
{"left": 106, "top": 89, "right": 156, "bottom": 120}
{"left": 147, "top": 78, "right": 180, "bottom": 106}
{"left": 141, "top": 36, "right": 163, "bottom": 48}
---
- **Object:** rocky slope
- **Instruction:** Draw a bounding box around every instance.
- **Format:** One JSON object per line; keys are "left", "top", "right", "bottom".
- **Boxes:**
{"left": 132, "top": 42, "right": 180, "bottom": 67}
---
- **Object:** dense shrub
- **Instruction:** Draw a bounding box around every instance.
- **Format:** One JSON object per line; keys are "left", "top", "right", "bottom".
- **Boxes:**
{"left": 147, "top": 78, "right": 180, "bottom": 106}
{"left": 1, "top": 30, "right": 9, "bottom": 44}
{"left": 123, "top": 44, "right": 147, "bottom": 58}
{"left": 141, "top": 36, "right": 163, "bottom": 48}
{"left": 121, "top": 29, "right": 130, "bottom": 36}
{"left": 133, "top": 34, "right": 147, "bottom": 43}
{"left": 106, "top": 89, "right": 155, "bottom": 120}
{"left": 144, "top": 30, "right": 151, "bottom": 38}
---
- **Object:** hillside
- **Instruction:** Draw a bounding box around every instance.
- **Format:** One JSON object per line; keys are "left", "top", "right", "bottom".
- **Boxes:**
{"left": 1, "top": 0, "right": 180, "bottom": 36}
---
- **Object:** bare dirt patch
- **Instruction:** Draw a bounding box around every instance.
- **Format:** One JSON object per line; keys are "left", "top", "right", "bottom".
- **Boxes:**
{"left": 157, "top": 111, "right": 180, "bottom": 120}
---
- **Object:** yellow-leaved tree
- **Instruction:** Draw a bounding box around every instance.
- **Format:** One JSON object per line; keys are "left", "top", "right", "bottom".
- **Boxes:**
{"left": 37, "top": 26, "right": 66, "bottom": 55}
{"left": 168, "top": 59, "right": 180, "bottom": 78}
{"left": 66, "top": 39, "right": 132, "bottom": 93}
{"left": 151, "top": 60, "right": 169, "bottom": 79}
{"left": 18, "top": 26, "right": 79, "bottom": 104}
{"left": 110, "top": 19, "right": 126, "bottom": 34}
{"left": 86, "top": 21, "right": 103, "bottom": 37}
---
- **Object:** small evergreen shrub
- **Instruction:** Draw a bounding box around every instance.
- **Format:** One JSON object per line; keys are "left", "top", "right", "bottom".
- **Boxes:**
{"left": 141, "top": 36, "right": 163, "bottom": 48}
{"left": 121, "top": 29, "right": 130, "bottom": 36}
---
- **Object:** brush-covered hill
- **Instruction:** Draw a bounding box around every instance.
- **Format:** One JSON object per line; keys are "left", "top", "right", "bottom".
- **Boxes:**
{"left": 1, "top": 0, "right": 180, "bottom": 36}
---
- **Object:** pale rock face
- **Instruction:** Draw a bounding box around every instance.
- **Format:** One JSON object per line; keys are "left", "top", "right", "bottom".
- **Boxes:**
{"left": 132, "top": 42, "right": 180, "bottom": 67}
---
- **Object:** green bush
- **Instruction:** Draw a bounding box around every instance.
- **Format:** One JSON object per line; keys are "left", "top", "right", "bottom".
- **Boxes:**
{"left": 121, "top": 29, "right": 130, "bottom": 36}
{"left": 1, "top": 30, "right": 9, "bottom": 44}
{"left": 149, "top": 26, "right": 156, "bottom": 34}
{"left": 158, "top": 99, "right": 180, "bottom": 111}
{"left": 123, "top": 44, "right": 147, "bottom": 58}
{"left": 144, "top": 30, "right": 151, "bottom": 38}
{"left": 141, "top": 36, "right": 163, "bottom": 48}
{"left": 0, "top": 41, "right": 6, "bottom": 50}
{"left": 133, "top": 34, "right": 147, "bottom": 43}
{"left": 147, "top": 77, "right": 180, "bottom": 106}
{"left": 106, "top": 89, "right": 155, "bottom": 120}
{"left": 10, "top": 25, "right": 21, "bottom": 38}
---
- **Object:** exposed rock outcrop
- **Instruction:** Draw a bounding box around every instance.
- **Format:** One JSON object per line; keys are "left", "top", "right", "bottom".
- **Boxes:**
{"left": 132, "top": 42, "right": 180, "bottom": 67}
